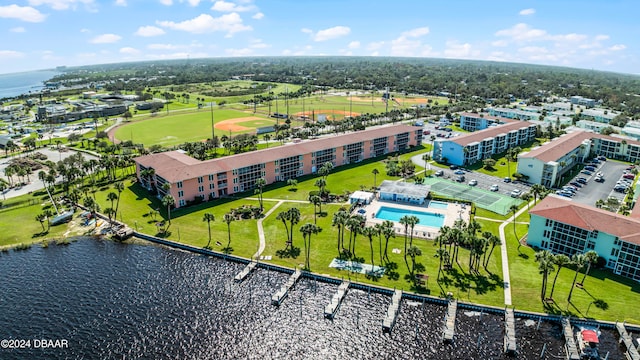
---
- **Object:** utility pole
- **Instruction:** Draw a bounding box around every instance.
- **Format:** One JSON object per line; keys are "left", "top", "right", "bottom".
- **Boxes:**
{"left": 210, "top": 102, "right": 215, "bottom": 143}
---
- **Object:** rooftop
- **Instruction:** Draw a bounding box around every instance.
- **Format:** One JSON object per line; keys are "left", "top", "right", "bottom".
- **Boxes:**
{"left": 459, "top": 112, "right": 517, "bottom": 124}
{"left": 530, "top": 195, "right": 640, "bottom": 245}
{"left": 447, "top": 120, "right": 534, "bottom": 147}
{"left": 519, "top": 131, "right": 593, "bottom": 162}
{"left": 135, "top": 124, "right": 420, "bottom": 183}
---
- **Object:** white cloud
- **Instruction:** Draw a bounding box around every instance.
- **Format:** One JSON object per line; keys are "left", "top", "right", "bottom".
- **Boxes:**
{"left": 0, "top": 5, "right": 46, "bottom": 22}
{"left": 0, "top": 50, "right": 24, "bottom": 59}
{"left": 610, "top": 44, "right": 626, "bottom": 51}
{"left": 184, "top": 0, "right": 201, "bottom": 5}
{"left": 28, "top": 0, "right": 94, "bottom": 11}
{"left": 211, "top": 1, "right": 255, "bottom": 12}
{"left": 159, "top": 0, "right": 172, "bottom": 5}
{"left": 367, "top": 41, "right": 385, "bottom": 51}
{"left": 519, "top": 8, "right": 535, "bottom": 16}
{"left": 147, "top": 42, "right": 203, "bottom": 50}
{"left": 115, "top": 0, "right": 126, "bottom": 6}
{"left": 157, "top": 13, "right": 252, "bottom": 36}
{"left": 301, "top": 28, "right": 312, "bottom": 34}
{"left": 443, "top": 41, "right": 476, "bottom": 59}
{"left": 249, "top": 39, "right": 269, "bottom": 49}
{"left": 313, "top": 26, "right": 350, "bottom": 41}
{"left": 90, "top": 33, "right": 121, "bottom": 44}
{"left": 371, "top": 51, "right": 379, "bottom": 56}
{"left": 80, "top": 28, "right": 90, "bottom": 33}
{"left": 495, "top": 23, "right": 547, "bottom": 42}
{"left": 119, "top": 47, "right": 140, "bottom": 55}
{"left": 400, "top": 27, "right": 429, "bottom": 38}
{"left": 252, "top": 12, "right": 263, "bottom": 19}
{"left": 551, "top": 33, "right": 588, "bottom": 42}
{"left": 491, "top": 40, "right": 508, "bottom": 47}
{"left": 348, "top": 41, "right": 360, "bottom": 49}
{"left": 595, "top": 34, "right": 610, "bottom": 41}
{"left": 10, "top": 27, "right": 26, "bottom": 33}
{"left": 135, "top": 26, "right": 165, "bottom": 37}
{"left": 225, "top": 48, "right": 253, "bottom": 56}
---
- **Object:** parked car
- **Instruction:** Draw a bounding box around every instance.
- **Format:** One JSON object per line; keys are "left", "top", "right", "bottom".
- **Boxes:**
{"left": 581, "top": 170, "right": 593, "bottom": 175}
{"left": 490, "top": 184, "right": 499, "bottom": 192}
{"left": 596, "top": 172, "right": 604, "bottom": 177}
{"left": 510, "top": 189, "right": 522, "bottom": 198}
{"left": 569, "top": 181, "right": 582, "bottom": 188}
{"left": 614, "top": 186, "right": 627, "bottom": 193}
{"left": 468, "top": 179, "right": 478, "bottom": 186}
{"left": 584, "top": 166, "right": 596, "bottom": 171}
{"left": 503, "top": 177, "right": 512, "bottom": 183}
{"left": 455, "top": 175, "right": 465, "bottom": 182}
{"left": 576, "top": 178, "right": 587, "bottom": 184}
{"left": 594, "top": 176, "right": 604, "bottom": 182}
{"left": 449, "top": 164, "right": 458, "bottom": 170}
{"left": 623, "top": 173, "right": 635, "bottom": 180}
{"left": 562, "top": 186, "right": 577, "bottom": 193}
{"left": 454, "top": 169, "right": 465, "bottom": 175}
{"left": 435, "top": 170, "right": 444, "bottom": 176}
{"left": 597, "top": 156, "right": 607, "bottom": 161}
{"left": 626, "top": 165, "right": 635, "bottom": 170}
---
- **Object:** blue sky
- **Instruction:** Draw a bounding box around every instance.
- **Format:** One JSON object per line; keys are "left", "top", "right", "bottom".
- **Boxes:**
{"left": 0, "top": 0, "right": 638, "bottom": 75}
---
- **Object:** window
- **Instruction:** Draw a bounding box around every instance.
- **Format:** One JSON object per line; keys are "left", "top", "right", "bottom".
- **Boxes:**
{"left": 179, "top": 199, "right": 185, "bottom": 207}
{"left": 586, "top": 241, "right": 595, "bottom": 250}
{"left": 178, "top": 191, "right": 184, "bottom": 198}
{"left": 209, "top": 174, "right": 214, "bottom": 181}
{"left": 543, "top": 230, "right": 550, "bottom": 238}
{"left": 198, "top": 186, "right": 204, "bottom": 192}
{"left": 177, "top": 181, "right": 183, "bottom": 189}
{"left": 198, "top": 177, "right": 204, "bottom": 184}
{"left": 209, "top": 183, "right": 214, "bottom": 190}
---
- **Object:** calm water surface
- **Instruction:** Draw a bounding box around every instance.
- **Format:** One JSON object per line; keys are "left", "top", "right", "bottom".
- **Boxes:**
{"left": 0, "top": 238, "right": 626, "bottom": 359}
{"left": 0, "top": 70, "right": 59, "bottom": 98}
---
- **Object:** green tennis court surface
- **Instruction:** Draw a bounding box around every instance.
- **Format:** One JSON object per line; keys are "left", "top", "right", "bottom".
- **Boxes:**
{"left": 423, "top": 178, "right": 523, "bottom": 215}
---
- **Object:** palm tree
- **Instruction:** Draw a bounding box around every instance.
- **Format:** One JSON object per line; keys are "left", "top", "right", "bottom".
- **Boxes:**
{"left": 254, "top": 177, "right": 266, "bottom": 210}
{"left": 202, "top": 213, "right": 215, "bottom": 249}
{"left": 223, "top": 213, "right": 234, "bottom": 252}
{"left": 314, "top": 178, "right": 327, "bottom": 198}
{"left": 35, "top": 213, "right": 47, "bottom": 232}
{"left": 161, "top": 194, "right": 175, "bottom": 226}
{"left": 371, "top": 168, "right": 379, "bottom": 189}
{"left": 346, "top": 215, "right": 364, "bottom": 257}
{"left": 300, "top": 223, "right": 322, "bottom": 270}
{"left": 407, "top": 245, "right": 422, "bottom": 277}
{"left": 567, "top": 253, "right": 587, "bottom": 303}
{"left": 535, "top": 250, "right": 555, "bottom": 301}
{"left": 482, "top": 231, "right": 501, "bottom": 269}
{"left": 435, "top": 248, "right": 449, "bottom": 280}
{"left": 548, "top": 254, "right": 570, "bottom": 300}
{"left": 288, "top": 207, "right": 301, "bottom": 248}
{"left": 113, "top": 181, "right": 125, "bottom": 216}
{"left": 43, "top": 209, "right": 53, "bottom": 230}
{"left": 509, "top": 204, "right": 520, "bottom": 248}
{"left": 104, "top": 207, "right": 116, "bottom": 226}
{"left": 530, "top": 184, "right": 546, "bottom": 203}
{"left": 399, "top": 215, "right": 411, "bottom": 256}
{"left": 521, "top": 192, "right": 533, "bottom": 212}
{"left": 362, "top": 226, "right": 377, "bottom": 271}
{"left": 106, "top": 192, "right": 118, "bottom": 212}
{"left": 332, "top": 210, "right": 348, "bottom": 255}
{"left": 277, "top": 210, "right": 291, "bottom": 248}
{"left": 407, "top": 215, "right": 419, "bottom": 248}
{"left": 578, "top": 250, "right": 599, "bottom": 286}
{"left": 309, "top": 194, "right": 322, "bottom": 223}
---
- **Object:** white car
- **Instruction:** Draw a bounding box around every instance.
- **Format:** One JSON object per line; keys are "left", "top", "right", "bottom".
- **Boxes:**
{"left": 490, "top": 184, "right": 499, "bottom": 192}
{"left": 468, "top": 179, "right": 478, "bottom": 186}
{"left": 510, "top": 189, "right": 522, "bottom": 198}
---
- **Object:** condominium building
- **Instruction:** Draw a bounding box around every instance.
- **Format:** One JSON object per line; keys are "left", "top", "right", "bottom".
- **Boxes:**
{"left": 459, "top": 112, "right": 515, "bottom": 132}
{"left": 518, "top": 131, "right": 640, "bottom": 187}
{"left": 134, "top": 124, "right": 422, "bottom": 208}
{"left": 432, "top": 121, "right": 537, "bottom": 166}
{"left": 528, "top": 195, "right": 640, "bottom": 282}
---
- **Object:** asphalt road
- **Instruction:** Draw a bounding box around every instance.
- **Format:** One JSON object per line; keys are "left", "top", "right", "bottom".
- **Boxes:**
{"left": 567, "top": 160, "right": 630, "bottom": 206}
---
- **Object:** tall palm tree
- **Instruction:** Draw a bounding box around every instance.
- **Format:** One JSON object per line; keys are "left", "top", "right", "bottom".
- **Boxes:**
{"left": 223, "top": 213, "right": 234, "bottom": 252}
{"left": 371, "top": 168, "right": 379, "bottom": 189}
{"left": 548, "top": 254, "right": 570, "bottom": 300}
{"left": 202, "top": 213, "right": 215, "bottom": 249}
{"left": 288, "top": 207, "right": 300, "bottom": 248}
{"left": 407, "top": 215, "right": 420, "bottom": 248}
{"left": 106, "top": 192, "right": 118, "bottom": 213}
{"left": 567, "top": 253, "right": 586, "bottom": 303}
{"left": 435, "top": 248, "right": 449, "bottom": 280}
{"left": 381, "top": 220, "right": 395, "bottom": 263}
{"left": 509, "top": 204, "right": 520, "bottom": 248}
{"left": 161, "top": 194, "right": 175, "bottom": 226}
{"left": 579, "top": 250, "right": 599, "bottom": 286}
{"left": 277, "top": 210, "right": 291, "bottom": 247}
{"left": 332, "top": 209, "right": 348, "bottom": 255}
{"left": 300, "top": 223, "right": 322, "bottom": 270}
{"left": 362, "top": 226, "right": 377, "bottom": 271}
{"left": 346, "top": 215, "right": 364, "bottom": 257}
{"left": 314, "top": 178, "right": 327, "bottom": 198}
{"left": 399, "top": 215, "right": 411, "bottom": 256}
{"left": 309, "top": 194, "right": 322, "bottom": 223}
{"left": 113, "top": 182, "right": 125, "bottom": 217}
{"left": 35, "top": 213, "right": 47, "bottom": 232}
{"left": 407, "top": 245, "right": 422, "bottom": 277}
{"left": 254, "top": 177, "right": 266, "bottom": 210}
{"left": 535, "top": 250, "right": 555, "bottom": 301}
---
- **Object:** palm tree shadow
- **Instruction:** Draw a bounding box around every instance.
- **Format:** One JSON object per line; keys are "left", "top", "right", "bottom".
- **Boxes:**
{"left": 276, "top": 246, "right": 300, "bottom": 259}
{"left": 222, "top": 246, "right": 234, "bottom": 254}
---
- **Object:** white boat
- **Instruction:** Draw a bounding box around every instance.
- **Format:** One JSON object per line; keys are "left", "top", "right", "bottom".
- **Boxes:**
{"left": 575, "top": 326, "right": 599, "bottom": 360}
{"left": 51, "top": 210, "right": 74, "bottom": 226}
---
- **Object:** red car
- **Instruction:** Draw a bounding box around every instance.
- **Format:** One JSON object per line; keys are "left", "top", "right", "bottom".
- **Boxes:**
{"left": 623, "top": 173, "right": 635, "bottom": 179}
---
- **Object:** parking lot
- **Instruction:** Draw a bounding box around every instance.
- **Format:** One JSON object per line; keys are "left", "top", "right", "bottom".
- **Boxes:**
{"left": 566, "top": 160, "right": 632, "bottom": 206}
{"left": 431, "top": 166, "right": 532, "bottom": 199}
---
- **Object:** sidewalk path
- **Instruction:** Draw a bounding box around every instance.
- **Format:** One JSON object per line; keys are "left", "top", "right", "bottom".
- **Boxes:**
{"left": 498, "top": 199, "right": 534, "bottom": 306}
{"left": 254, "top": 200, "right": 284, "bottom": 259}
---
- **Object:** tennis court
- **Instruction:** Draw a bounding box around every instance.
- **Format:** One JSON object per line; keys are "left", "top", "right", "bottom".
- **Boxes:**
{"left": 423, "top": 178, "right": 522, "bottom": 215}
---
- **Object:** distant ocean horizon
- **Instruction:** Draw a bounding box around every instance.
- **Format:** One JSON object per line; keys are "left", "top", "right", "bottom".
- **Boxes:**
{"left": 0, "top": 69, "right": 61, "bottom": 99}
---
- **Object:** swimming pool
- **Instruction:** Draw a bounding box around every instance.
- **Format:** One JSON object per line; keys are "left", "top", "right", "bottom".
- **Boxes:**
{"left": 375, "top": 206, "right": 445, "bottom": 228}
{"left": 428, "top": 201, "right": 449, "bottom": 210}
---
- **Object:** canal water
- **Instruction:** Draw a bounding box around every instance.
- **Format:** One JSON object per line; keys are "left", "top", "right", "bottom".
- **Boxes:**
{"left": 0, "top": 238, "right": 627, "bottom": 359}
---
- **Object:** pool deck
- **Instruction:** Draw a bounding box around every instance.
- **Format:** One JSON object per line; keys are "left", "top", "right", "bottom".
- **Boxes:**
{"left": 358, "top": 199, "right": 471, "bottom": 240}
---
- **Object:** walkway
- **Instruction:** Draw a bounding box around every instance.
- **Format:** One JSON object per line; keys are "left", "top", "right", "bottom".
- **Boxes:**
{"left": 498, "top": 199, "right": 535, "bottom": 306}
{"left": 254, "top": 200, "right": 284, "bottom": 259}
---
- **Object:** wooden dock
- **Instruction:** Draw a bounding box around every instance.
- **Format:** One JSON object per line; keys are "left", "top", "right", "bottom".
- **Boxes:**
{"left": 271, "top": 269, "right": 302, "bottom": 306}
{"left": 561, "top": 318, "right": 580, "bottom": 360}
{"left": 616, "top": 322, "right": 640, "bottom": 360}
{"left": 442, "top": 299, "right": 457, "bottom": 343}
{"left": 324, "top": 281, "right": 350, "bottom": 319}
{"left": 382, "top": 290, "right": 403, "bottom": 333}
{"left": 503, "top": 308, "right": 517, "bottom": 355}
{"left": 234, "top": 260, "right": 258, "bottom": 283}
